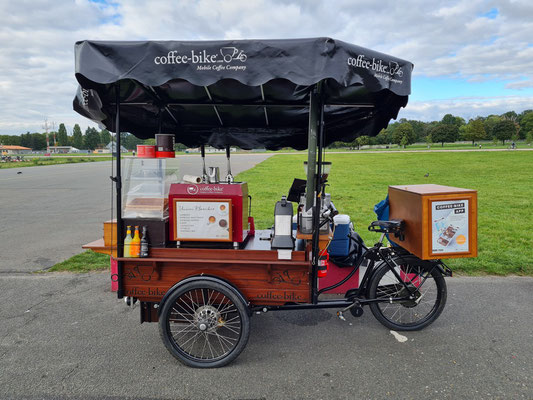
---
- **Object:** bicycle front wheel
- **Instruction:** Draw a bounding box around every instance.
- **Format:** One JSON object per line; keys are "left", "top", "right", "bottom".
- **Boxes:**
{"left": 368, "top": 258, "right": 447, "bottom": 331}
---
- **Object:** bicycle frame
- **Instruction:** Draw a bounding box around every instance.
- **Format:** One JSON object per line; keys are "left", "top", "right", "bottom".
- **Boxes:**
{"left": 252, "top": 233, "right": 451, "bottom": 313}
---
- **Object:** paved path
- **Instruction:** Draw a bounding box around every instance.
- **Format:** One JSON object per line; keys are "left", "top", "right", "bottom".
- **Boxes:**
{"left": 1, "top": 154, "right": 532, "bottom": 399}
{"left": 0, "top": 154, "right": 271, "bottom": 273}
{"left": 0, "top": 273, "right": 531, "bottom": 399}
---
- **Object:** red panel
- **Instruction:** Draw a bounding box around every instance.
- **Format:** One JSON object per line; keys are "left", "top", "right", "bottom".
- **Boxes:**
{"left": 318, "top": 262, "right": 360, "bottom": 294}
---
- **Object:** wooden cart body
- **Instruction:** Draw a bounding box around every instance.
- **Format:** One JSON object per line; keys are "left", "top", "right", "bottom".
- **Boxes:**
{"left": 85, "top": 231, "right": 311, "bottom": 322}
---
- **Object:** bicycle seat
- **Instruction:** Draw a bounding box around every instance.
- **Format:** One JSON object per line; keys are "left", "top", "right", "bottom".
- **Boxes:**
{"left": 368, "top": 219, "right": 405, "bottom": 234}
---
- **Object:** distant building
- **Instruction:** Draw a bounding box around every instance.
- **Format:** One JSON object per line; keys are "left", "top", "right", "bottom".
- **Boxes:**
{"left": 0, "top": 145, "right": 32, "bottom": 155}
{"left": 185, "top": 146, "right": 236, "bottom": 153}
{"left": 48, "top": 146, "right": 81, "bottom": 154}
{"left": 94, "top": 141, "right": 128, "bottom": 154}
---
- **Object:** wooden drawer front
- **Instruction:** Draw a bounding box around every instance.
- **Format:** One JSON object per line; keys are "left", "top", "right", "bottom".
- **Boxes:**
{"left": 121, "top": 259, "right": 310, "bottom": 306}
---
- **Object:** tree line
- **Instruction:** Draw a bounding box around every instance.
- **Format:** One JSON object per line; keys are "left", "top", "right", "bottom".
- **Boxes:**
{"left": 2, "top": 110, "right": 533, "bottom": 151}
{"left": 0, "top": 124, "right": 146, "bottom": 151}
{"left": 330, "top": 110, "right": 533, "bottom": 148}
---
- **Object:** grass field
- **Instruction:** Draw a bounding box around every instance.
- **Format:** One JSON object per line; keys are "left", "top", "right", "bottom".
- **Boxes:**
{"left": 50, "top": 151, "right": 532, "bottom": 276}
{"left": 47, "top": 250, "right": 110, "bottom": 273}
{"left": 237, "top": 151, "right": 533, "bottom": 276}
{"left": 0, "top": 156, "right": 112, "bottom": 169}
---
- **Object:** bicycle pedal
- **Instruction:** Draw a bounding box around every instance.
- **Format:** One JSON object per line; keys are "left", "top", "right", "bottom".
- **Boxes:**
{"left": 336, "top": 311, "right": 347, "bottom": 321}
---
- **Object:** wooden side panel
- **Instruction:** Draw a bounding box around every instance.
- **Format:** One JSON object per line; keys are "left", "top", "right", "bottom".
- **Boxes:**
{"left": 121, "top": 258, "right": 310, "bottom": 306}
{"left": 389, "top": 188, "right": 423, "bottom": 257}
{"left": 389, "top": 186, "right": 478, "bottom": 260}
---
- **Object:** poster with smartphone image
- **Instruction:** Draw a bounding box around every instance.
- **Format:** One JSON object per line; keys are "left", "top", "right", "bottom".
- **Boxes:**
{"left": 431, "top": 199, "right": 469, "bottom": 254}
{"left": 175, "top": 199, "right": 232, "bottom": 241}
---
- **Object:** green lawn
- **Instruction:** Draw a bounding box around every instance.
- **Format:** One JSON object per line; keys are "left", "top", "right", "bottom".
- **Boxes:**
{"left": 50, "top": 151, "right": 532, "bottom": 276}
{"left": 0, "top": 156, "right": 112, "bottom": 169}
{"left": 237, "top": 151, "right": 533, "bottom": 276}
{"left": 47, "top": 250, "right": 110, "bottom": 273}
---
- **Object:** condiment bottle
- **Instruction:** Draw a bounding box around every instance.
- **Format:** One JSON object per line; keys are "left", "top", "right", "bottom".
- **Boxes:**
{"left": 124, "top": 226, "right": 132, "bottom": 257}
{"left": 130, "top": 226, "right": 141, "bottom": 258}
{"left": 140, "top": 226, "right": 149, "bottom": 258}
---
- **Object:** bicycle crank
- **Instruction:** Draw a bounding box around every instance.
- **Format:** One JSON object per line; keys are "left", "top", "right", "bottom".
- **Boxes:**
{"left": 337, "top": 301, "right": 364, "bottom": 321}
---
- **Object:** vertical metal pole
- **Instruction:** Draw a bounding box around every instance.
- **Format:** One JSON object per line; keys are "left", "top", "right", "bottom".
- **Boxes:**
{"left": 305, "top": 89, "right": 319, "bottom": 211}
{"left": 201, "top": 144, "right": 207, "bottom": 183}
{"left": 311, "top": 85, "right": 324, "bottom": 304}
{"left": 115, "top": 84, "right": 124, "bottom": 298}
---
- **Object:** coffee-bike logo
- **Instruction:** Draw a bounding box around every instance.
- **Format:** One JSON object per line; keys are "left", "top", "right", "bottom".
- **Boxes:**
{"left": 347, "top": 54, "right": 404, "bottom": 82}
{"left": 154, "top": 47, "right": 247, "bottom": 65}
{"left": 186, "top": 185, "right": 199, "bottom": 195}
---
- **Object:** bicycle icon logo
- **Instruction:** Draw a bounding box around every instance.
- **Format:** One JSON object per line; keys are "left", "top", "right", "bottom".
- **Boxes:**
{"left": 220, "top": 47, "right": 247, "bottom": 63}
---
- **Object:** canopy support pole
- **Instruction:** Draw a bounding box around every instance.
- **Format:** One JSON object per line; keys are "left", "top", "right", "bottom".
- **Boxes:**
{"left": 308, "top": 83, "right": 324, "bottom": 304}
{"left": 115, "top": 84, "right": 124, "bottom": 298}
{"left": 305, "top": 90, "right": 319, "bottom": 211}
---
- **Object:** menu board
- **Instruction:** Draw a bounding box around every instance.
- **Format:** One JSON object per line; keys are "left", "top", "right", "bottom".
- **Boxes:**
{"left": 174, "top": 199, "right": 232, "bottom": 241}
{"left": 431, "top": 199, "right": 469, "bottom": 254}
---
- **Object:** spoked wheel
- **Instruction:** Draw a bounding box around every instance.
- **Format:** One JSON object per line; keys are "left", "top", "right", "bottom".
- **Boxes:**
{"left": 158, "top": 280, "right": 250, "bottom": 368}
{"left": 368, "top": 258, "right": 447, "bottom": 331}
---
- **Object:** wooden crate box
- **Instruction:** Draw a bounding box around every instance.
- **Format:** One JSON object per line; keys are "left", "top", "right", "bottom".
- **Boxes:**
{"left": 388, "top": 184, "right": 477, "bottom": 260}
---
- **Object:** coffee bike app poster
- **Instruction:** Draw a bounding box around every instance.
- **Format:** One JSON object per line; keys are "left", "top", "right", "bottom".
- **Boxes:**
{"left": 175, "top": 200, "right": 231, "bottom": 241}
{"left": 431, "top": 200, "right": 469, "bottom": 254}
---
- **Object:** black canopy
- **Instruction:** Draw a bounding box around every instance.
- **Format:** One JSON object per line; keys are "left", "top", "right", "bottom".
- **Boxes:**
{"left": 73, "top": 38, "right": 413, "bottom": 150}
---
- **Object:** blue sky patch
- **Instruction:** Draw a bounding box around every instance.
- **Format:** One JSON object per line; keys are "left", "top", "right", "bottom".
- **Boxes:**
{"left": 481, "top": 8, "right": 499, "bottom": 19}
{"left": 411, "top": 76, "right": 533, "bottom": 102}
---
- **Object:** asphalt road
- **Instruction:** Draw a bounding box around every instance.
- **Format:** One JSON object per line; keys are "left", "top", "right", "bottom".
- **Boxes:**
{"left": 0, "top": 273, "right": 532, "bottom": 399}
{"left": 0, "top": 154, "right": 271, "bottom": 273}
{"left": 1, "top": 156, "right": 533, "bottom": 399}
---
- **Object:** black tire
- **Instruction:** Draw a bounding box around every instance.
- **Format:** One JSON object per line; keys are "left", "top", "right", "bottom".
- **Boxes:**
{"left": 368, "top": 258, "right": 447, "bottom": 331}
{"left": 158, "top": 280, "right": 250, "bottom": 368}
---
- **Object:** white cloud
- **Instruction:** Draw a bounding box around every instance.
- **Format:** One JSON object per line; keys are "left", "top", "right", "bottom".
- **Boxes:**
{"left": 0, "top": 0, "right": 532, "bottom": 135}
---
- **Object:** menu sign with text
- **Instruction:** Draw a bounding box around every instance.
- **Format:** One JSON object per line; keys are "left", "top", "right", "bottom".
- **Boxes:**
{"left": 174, "top": 199, "right": 232, "bottom": 241}
{"left": 431, "top": 199, "right": 469, "bottom": 254}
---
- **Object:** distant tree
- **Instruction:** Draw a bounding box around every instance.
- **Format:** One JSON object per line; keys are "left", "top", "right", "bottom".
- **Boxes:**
{"left": 143, "top": 138, "right": 156, "bottom": 145}
{"left": 492, "top": 120, "right": 516, "bottom": 145}
{"left": 84, "top": 127, "right": 100, "bottom": 150}
{"left": 72, "top": 124, "right": 83, "bottom": 149}
{"left": 121, "top": 132, "right": 144, "bottom": 150}
{"left": 57, "top": 123, "right": 68, "bottom": 146}
{"left": 526, "top": 131, "right": 533, "bottom": 145}
{"left": 100, "top": 129, "right": 111, "bottom": 146}
{"left": 520, "top": 112, "right": 533, "bottom": 140}
{"left": 483, "top": 115, "right": 501, "bottom": 139}
{"left": 0, "top": 135, "right": 21, "bottom": 146}
{"left": 392, "top": 122, "right": 415, "bottom": 148}
{"left": 501, "top": 111, "right": 518, "bottom": 122}
{"left": 517, "top": 110, "right": 533, "bottom": 135}
{"left": 441, "top": 114, "right": 464, "bottom": 129}
{"left": 376, "top": 129, "right": 392, "bottom": 145}
{"left": 464, "top": 119, "right": 486, "bottom": 145}
{"left": 406, "top": 120, "right": 426, "bottom": 142}
{"left": 430, "top": 124, "right": 459, "bottom": 147}
{"left": 425, "top": 134, "right": 432, "bottom": 146}
{"left": 355, "top": 135, "right": 370, "bottom": 150}
{"left": 175, "top": 142, "right": 186, "bottom": 151}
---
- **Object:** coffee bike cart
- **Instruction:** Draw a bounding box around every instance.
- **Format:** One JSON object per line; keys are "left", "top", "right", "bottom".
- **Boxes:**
{"left": 75, "top": 38, "right": 477, "bottom": 368}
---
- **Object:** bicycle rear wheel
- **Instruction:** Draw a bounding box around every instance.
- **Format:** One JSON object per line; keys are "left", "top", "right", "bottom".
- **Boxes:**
{"left": 368, "top": 258, "right": 447, "bottom": 331}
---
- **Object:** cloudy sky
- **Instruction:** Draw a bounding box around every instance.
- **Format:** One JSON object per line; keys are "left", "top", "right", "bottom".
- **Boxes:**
{"left": 0, "top": 0, "right": 532, "bottom": 135}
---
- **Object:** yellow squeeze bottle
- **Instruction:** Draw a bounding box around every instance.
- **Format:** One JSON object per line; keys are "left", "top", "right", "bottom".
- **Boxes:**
{"left": 130, "top": 226, "right": 141, "bottom": 258}
{"left": 124, "top": 226, "right": 133, "bottom": 257}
